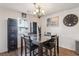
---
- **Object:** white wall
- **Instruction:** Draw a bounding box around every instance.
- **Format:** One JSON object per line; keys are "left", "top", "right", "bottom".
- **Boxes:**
{"left": 41, "top": 7, "right": 79, "bottom": 51}
{"left": 0, "top": 8, "right": 21, "bottom": 53}
{"left": 0, "top": 7, "right": 39, "bottom": 53}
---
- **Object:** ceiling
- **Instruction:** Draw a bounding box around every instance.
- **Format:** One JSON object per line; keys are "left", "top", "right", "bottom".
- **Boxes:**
{"left": 0, "top": 3, "right": 79, "bottom": 16}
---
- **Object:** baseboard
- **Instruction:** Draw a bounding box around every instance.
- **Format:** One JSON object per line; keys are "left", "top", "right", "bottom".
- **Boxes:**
{"left": 0, "top": 51, "right": 7, "bottom": 54}
{"left": 0, "top": 47, "right": 21, "bottom": 54}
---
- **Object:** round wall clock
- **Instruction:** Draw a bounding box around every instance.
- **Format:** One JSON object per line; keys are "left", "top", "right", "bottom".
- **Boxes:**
{"left": 63, "top": 14, "right": 78, "bottom": 27}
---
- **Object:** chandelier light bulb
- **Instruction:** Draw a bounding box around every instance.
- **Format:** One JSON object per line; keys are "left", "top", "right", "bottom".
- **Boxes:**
{"left": 36, "top": 9, "right": 39, "bottom": 12}
{"left": 33, "top": 11, "right": 36, "bottom": 14}
{"left": 41, "top": 10, "right": 45, "bottom": 14}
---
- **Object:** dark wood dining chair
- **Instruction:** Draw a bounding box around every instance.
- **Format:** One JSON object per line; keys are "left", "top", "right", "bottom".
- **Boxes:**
{"left": 43, "top": 36, "right": 56, "bottom": 56}
{"left": 24, "top": 36, "right": 39, "bottom": 56}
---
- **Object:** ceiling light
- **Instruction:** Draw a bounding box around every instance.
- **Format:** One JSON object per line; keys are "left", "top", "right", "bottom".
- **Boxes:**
{"left": 33, "top": 3, "right": 45, "bottom": 18}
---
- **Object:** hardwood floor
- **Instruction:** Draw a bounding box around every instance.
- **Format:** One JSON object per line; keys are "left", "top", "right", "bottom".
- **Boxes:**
{"left": 0, "top": 47, "right": 78, "bottom": 56}
{"left": 59, "top": 47, "right": 78, "bottom": 56}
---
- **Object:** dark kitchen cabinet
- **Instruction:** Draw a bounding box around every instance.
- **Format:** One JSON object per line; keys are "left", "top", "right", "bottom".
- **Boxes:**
{"left": 7, "top": 18, "right": 17, "bottom": 52}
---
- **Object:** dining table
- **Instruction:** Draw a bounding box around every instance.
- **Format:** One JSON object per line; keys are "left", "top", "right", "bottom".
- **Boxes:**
{"left": 21, "top": 35, "right": 59, "bottom": 56}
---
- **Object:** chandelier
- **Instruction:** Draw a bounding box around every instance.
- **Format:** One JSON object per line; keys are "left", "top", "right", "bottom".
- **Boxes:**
{"left": 33, "top": 3, "right": 45, "bottom": 18}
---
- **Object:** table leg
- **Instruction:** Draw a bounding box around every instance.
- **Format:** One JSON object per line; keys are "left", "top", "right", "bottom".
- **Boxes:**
{"left": 57, "top": 36, "right": 59, "bottom": 56}
{"left": 25, "top": 39, "right": 27, "bottom": 56}
{"left": 21, "top": 37, "right": 23, "bottom": 56}
{"left": 54, "top": 45, "right": 56, "bottom": 56}
{"left": 50, "top": 49, "right": 52, "bottom": 56}
{"left": 45, "top": 48, "right": 48, "bottom": 56}
{"left": 38, "top": 43, "right": 43, "bottom": 56}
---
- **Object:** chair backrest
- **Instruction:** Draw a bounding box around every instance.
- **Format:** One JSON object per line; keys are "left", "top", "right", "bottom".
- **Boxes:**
{"left": 23, "top": 36, "right": 33, "bottom": 49}
{"left": 48, "top": 35, "right": 57, "bottom": 47}
{"left": 43, "top": 36, "right": 56, "bottom": 49}
{"left": 51, "top": 35, "right": 57, "bottom": 42}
